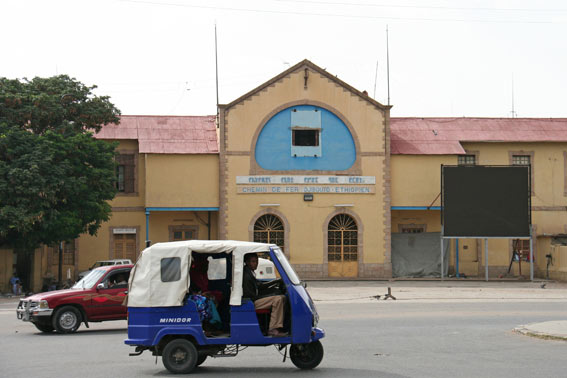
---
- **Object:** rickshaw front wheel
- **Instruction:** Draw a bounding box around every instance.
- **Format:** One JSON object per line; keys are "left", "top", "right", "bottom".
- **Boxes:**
{"left": 290, "top": 340, "right": 324, "bottom": 370}
{"left": 162, "top": 339, "right": 198, "bottom": 374}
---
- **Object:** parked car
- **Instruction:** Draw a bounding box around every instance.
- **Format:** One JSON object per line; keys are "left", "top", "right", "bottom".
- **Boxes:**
{"left": 257, "top": 257, "right": 277, "bottom": 279}
{"left": 17, "top": 264, "right": 133, "bottom": 333}
{"left": 77, "top": 259, "right": 132, "bottom": 280}
{"left": 207, "top": 256, "right": 276, "bottom": 280}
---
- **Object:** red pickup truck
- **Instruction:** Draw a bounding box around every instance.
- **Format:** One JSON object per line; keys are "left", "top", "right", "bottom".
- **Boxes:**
{"left": 16, "top": 264, "right": 133, "bottom": 334}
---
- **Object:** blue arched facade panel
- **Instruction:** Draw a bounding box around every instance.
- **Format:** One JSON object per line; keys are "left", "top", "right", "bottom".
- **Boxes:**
{"left": 255, "top": 105, "right": 356, "bottom": 171}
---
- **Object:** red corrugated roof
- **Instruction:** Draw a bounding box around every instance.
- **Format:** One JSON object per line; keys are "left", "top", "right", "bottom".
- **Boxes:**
{"left": 97, "top": 116, "right": 567, "bottom": 156}
{"left": 391, "top": 118, "right": 567, "bottom": 155}
{"left": 95, "top": 115, "right": 218, "bottom": 154}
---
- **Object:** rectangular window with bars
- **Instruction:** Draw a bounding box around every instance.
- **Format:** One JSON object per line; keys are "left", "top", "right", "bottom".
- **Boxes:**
{"left": 173, "top": 231, "right": 194, "bottom": 241}
{"left": 399, "top": 224, "right": 426, "bottom": 233}
{"left": 327, "top": 230, "right": 357, "bottom": 262}
{"left": 116, "top": 165, "right": 125, "bottom": 192}
{"left": 50, "top": 242, "right": 76, "bottom": 266}
{"left": 512, "top": 155, "right": 531, "bottom": 166}
{"left": 458, "top": 154, "right": 476, "bottom": 166}
{"left": 170, "top": 226, "right": 198, "bottom": 242}
{"left": 512, "top": 153, "right": 534, "bottom": 194}
{"left": 64, "top": 241, "right": 75, "bottom": 265}
{"left": 115, "top": 154, "right": 136, "bottom": 193}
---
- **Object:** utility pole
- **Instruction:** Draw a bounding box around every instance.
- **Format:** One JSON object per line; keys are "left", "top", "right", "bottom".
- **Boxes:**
{"left": 58, "top": 242, "right": 63, "bottom": 286}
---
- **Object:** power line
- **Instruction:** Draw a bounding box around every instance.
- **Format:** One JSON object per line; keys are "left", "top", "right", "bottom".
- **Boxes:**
{"left": 119, "top": 0, "right": 560, "bottom": 24}
{"left": 273, "top": 0, "right": 567, "bottom": 14}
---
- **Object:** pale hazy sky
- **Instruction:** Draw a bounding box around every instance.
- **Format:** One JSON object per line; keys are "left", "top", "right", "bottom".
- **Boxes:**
{"left": 2, "top": 0, "right": 566, "bottom": 118}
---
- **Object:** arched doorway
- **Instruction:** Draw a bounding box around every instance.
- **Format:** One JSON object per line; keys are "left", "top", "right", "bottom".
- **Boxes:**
{"left": 328, "top": 213, "right": 358, "bottom": 277}
{"left": 253, "top": 214, "right": 285, "bottom": 253}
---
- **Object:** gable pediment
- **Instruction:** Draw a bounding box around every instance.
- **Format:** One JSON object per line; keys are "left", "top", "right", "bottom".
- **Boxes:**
{"left": 220, "top": 59, "right": 389, "bottom": 112}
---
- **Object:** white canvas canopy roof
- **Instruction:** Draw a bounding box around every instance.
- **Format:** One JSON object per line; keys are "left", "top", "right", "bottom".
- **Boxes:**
{"left": 127, "top": 240, "right": 275, "bottom": 307}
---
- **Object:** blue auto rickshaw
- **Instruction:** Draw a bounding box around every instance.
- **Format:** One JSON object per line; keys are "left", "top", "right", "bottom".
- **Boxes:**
{"left": 125, "top": 240, "right": 324, "bottom": 374}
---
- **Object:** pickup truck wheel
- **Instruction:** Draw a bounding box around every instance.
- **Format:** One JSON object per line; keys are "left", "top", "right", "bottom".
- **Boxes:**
{"left": 162, "top": 339, "right": 198, "bottom": 374}
{"left": 34, "top": 322, "right": 54, "bottom": 333}
{"left": 290, "top": 340, "right": 324, "bottom": 370}
{"left": 52, "top": 306, "right": 82, "bottom": 334}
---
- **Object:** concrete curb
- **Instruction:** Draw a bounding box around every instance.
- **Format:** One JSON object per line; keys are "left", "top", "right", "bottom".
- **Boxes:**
{"left": 514, "top": 322, "right": 567, "bottom": 341}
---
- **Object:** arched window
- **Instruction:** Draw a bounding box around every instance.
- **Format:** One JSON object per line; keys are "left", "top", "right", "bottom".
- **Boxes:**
{"left": 254, "top": 214, "right": 285, "bottom": 252}
{"left": 328, "top": 214, "right": 358, "bottom": 262}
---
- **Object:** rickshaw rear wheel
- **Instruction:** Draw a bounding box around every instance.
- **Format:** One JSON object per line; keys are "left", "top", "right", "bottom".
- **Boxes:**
{"left": 162, "top": 339, "right": 198, "bottom": 374}
{"left": 290, "top": 340, "right": 324, "bottom": 369}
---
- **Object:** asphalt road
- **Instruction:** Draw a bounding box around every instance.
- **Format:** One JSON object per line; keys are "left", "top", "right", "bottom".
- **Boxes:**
{"left": 1, "top": 282, "right": 567, "bottom": 378}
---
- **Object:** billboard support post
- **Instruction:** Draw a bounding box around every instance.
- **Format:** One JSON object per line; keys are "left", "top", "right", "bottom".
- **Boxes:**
{"left": 485, "top": 239, "right": 489, "bottom": 281}
{"left": 455, "top": 239, "right": 460, "bottom": 278}
{"left": 440, "top": 226, "right": 444, "bottom": 280}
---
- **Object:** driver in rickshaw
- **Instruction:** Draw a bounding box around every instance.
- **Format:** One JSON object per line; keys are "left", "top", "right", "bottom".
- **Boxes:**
{"left": 242, "top": 253, "right": 287, "bottom": 337}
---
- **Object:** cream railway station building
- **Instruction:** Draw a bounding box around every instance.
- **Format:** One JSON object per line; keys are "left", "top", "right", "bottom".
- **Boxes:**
{"left": 3, "top": 60, "right": 567, "bottom": 292}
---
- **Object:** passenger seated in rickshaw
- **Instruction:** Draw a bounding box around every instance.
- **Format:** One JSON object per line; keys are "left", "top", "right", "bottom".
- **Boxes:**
{"left": 188, "top": 293, "right": 222, "bottom": 333}
{"left": 188, "top": 254, "right": 222, "bottom": 333}
{"left": 189, "top": 253, "right": 223, "bottom": 304}
{"left": 242, "top": 253, "right": 287, "bottom": 337}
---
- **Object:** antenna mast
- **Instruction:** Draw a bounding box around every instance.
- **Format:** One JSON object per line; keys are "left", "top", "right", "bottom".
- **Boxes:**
{"left": 215, "top": 23, "right": 220, "bottom": 125}
{"left": 386, "top": 25, "right": 390, "bottom": 106}
{"left": 510, "top": 73, "right": 517, "bottom": 118}
{"left": 373, "top": 60, "right": 379, "bottom": 99}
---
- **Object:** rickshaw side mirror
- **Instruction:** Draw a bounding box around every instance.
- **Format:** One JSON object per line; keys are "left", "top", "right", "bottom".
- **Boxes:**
{"left": 301, "top": 281, "right": 307, "bottom": 289}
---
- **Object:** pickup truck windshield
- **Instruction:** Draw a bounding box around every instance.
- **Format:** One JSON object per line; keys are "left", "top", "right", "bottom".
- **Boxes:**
{"left": 272, "top": 247, "right": 300, "bottom": 285}
{"left": 73, "top": 269, "right": 106, "bottom": 289}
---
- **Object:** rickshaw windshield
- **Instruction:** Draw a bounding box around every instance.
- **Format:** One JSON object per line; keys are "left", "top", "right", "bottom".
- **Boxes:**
{"left": 272, "top": 247, "right": 300, "bottom": 285}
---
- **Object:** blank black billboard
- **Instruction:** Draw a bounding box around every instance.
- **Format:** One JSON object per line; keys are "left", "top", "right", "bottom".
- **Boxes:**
{"left": 442, "top": 166, "right": 531, "bottom": 237}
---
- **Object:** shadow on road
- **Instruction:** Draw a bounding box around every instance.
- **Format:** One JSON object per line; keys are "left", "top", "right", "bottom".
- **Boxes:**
{"left": 20, "top": 328, "right": 127, "bottom": 336}
{"left": 76, "top": 327, "right": 127, "bottom": 335}
{"left": 152, "top": 366, "right": 409, "bottom": 377}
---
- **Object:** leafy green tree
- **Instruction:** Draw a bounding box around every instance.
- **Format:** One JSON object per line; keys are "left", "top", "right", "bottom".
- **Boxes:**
{"left": 0, "top": 76, "right": 120, "bottom": 252}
